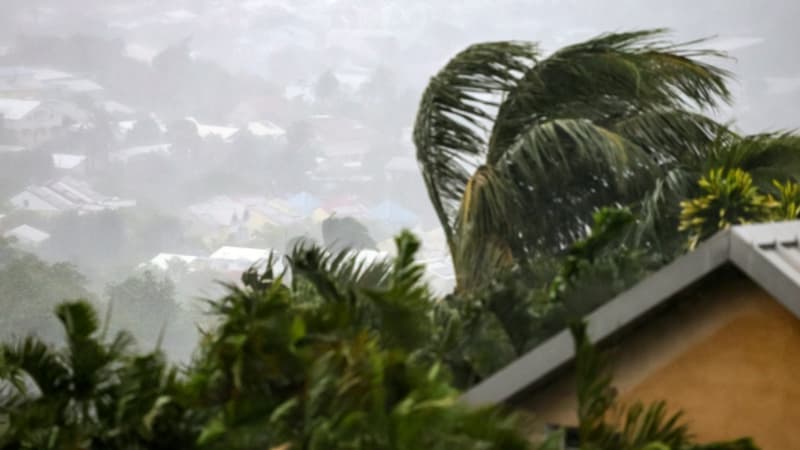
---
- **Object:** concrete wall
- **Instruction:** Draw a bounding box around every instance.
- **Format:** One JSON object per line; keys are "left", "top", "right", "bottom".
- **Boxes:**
{"left": 514, "top": 275, "right": 800, "bottom": 450}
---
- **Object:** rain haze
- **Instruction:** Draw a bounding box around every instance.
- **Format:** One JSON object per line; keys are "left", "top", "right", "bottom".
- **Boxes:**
{"left": 0, "top": 0, "right": 798, "bottom": 363}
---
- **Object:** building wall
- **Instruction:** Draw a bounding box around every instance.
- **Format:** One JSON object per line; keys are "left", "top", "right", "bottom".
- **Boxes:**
{"left": 4, "top": 106, "right": 65, "bottom": 147}
{"left": 515, "top": 275, "right": 800, "bottom": 450}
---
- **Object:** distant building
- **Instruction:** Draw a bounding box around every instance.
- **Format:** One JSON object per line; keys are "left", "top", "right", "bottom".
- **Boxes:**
{"left": 229, "top": 120, "right": 287, "bottom": 148}
{"left": 143, "top": 253, "right": 201, "bottom": 271}
{"left": 9, "top": 176, "right": 135, "bottom": 213}
{"left": 0, "top": 67, "right": 104, "bottom": 100}
{"left": 98, "top": 100, "right": 136, "bottom": 118}
{"left": 208, "top": 245, "right": 279, "bottom": 273}
{"left": 0, "top": 145, "right": 27, "bottom": 154}
{"left": 0, "top": 98, "right": 88, "bottom": 147}
{"left": 186, "top": 117, "right": 239, "bottom": 142}
{"left": 246, "top": 120, "right": 286, "bottom": 139}
{"left": 3, "top": 224, "right": 50, "bottom": 248}
{"left": 110, "top": 143, "right": 172, "bottom": 163}
{"left": 52, "top": 153, "right": 87, "bottom": 173}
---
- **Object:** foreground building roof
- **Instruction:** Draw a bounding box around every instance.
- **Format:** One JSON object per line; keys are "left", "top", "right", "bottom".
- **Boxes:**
{"left": 463, "top": 220, "right": 800, "bottom": 406}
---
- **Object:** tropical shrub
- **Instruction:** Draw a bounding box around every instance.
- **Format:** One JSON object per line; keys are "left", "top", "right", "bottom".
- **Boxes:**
{"left": 0, "top": 233, "right": 532, "bottom": 450}
{"left": 679, "top": 168, "right": 777, "bottom": 248}
{"left": 679, "top": 168, "right": 800, "bottom": 248}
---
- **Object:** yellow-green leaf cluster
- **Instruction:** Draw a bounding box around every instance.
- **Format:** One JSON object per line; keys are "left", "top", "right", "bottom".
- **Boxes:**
{"left": 679, "top": 168, "right": 800, "bottom": 249}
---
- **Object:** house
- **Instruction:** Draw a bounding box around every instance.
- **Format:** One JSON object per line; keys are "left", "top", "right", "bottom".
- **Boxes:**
{"left": 462, "top": 220, "right": 800, "bottom": 450}
{"left": 285, "top": 191, "right": 320, "bottom": 215}
{"left": 0, "top": 98, "right": 86, "bottom": 147}
{"left": 246, "top": 120, "right": 286, "bottom": 140}
{"left": 3, "top": 224, "right": 50, "bottom": 247}
{"left": 0, "top": 98, "right": 47, "bottom": 146}
{"left": 99, "top": 100, "right": 136, "bottom": 117}
{"left": 208, "top": 245, "right": 279, "bottom": 273}
{"left": 110, "top": 143, "right": 172, "bottom": 163}
{"left": 308, "top": 115, "right": 377, "bottom": 159}
{"left": 0, "top": 145, "right": 27, "bottom": 153}
{"left": 49, "top": 78, "right": 103, "bottom": 97}
{"left": 186, "top": 117, "right": 239, "bottom": 142}
{"left": 188, "top": 196, "right": 248, "bottom": 231}
{"left": 51, "top": 153, "right": 87, "bottom": 173}
{"left": 10, "top": 177, "right": 135, "bottom": 213}
{"left": 0, "top": 67, "right": 102, "bottom": 101}
{"left": 321, "top": 196, "right": 369, "bottom": 219}
{"left": 143, "top": 253, "right": 201, "bottom": 271}
{"left": 0, "top": 67, "right": 70, "bottom": 97}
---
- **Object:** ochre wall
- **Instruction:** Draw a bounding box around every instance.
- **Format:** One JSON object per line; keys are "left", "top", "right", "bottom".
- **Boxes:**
{"left": 515, "top": 277, "right": 800, "bottom": 450}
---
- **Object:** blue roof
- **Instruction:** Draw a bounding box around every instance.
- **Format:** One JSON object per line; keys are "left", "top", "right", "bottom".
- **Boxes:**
{"left": 286, "top": 191, "right": 320, "bottom": 214}
{"left": 368, "top": 200, "right": 418, "bottom": 226}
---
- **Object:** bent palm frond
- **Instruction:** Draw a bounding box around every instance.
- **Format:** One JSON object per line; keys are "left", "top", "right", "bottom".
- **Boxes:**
{"left": 415, "top": 30, "right": 733, "bottom": 286}
{"left": 414, "top": 41, "right": 539, "bottom": 251}
{"left": 487, "top": 29, "right": 730, "bottom": 164}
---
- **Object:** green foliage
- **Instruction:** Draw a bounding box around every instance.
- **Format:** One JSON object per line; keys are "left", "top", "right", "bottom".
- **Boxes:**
{"left": 679, "top": 167, "right": 800, "bottom": 249}
{"left": 0, "top": 228, "right": 761, "bottom": 449}
{"left": 414, "top": 29, "right": 731, "bottom": 288}
{"left": 549, "top": 207, "right": 635, "bottom": 301}
{"left": 770, "top": 179, "right": 800, "bottom": 220}
{"left": 105, "top": 271, "right": 186, "bottom": 355}
{"left": 0, "top": 253, "right": 92, "bottom": 343}
{"left": 321, "top": 216, "right": 378, "bottom": 253}
{"left": 0, "top": 300, "right": 189, "bottom": 449}
{"left": 679, "top": 168, "right": 777, "bottom": 249}
{"left": 0, "top": 232, "right": 534, "bottom": 449}
{"left": 439, "top": 207, "right": 651, "bottom": 388}
{"left": 178, "top": 230, "right": 533, "bottom": 450}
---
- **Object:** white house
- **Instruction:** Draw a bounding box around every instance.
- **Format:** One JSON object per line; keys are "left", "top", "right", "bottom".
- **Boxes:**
{"left": 110, "top": 143, "right": 172, "bottom": 163}
{"left": 186, "top": 117, "right": 239, "bottom": 141}
{"left": 0, "top": 145, "right": 27, "bottom": 153}
{"left": 208, "top": 245, "right": 279, "bottom": 273}
{"left": 52, "top": 153, "right": 87, "bottom": 172}
{"left": 247, "top": 120, "right": 286, "bottom": 139}
{"left": 10, "top": 177, "right": 135, "bottom": 213}
{"left": 144, "top": 253, "right": 201, "bottom": 271}
{"left": 3, "top": 224, "right": 50, "bottom": 247}
{"left": 0, "top": 98, "right": 86, "bottom": 147}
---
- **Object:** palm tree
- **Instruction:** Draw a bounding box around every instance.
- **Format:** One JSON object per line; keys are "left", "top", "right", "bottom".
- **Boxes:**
{"left": 413, "top": 29, "right": 732, "bottom": 290}
{"left": 0, "top": 301, "right": 189, "bottom": 449}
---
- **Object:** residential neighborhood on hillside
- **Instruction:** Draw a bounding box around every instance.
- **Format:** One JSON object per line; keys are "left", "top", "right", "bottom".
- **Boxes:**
{"left": 1, "top": 2, "right": 799, "bottom": 449}
{"left": 0, "top": 56, "right": 455, "bottom": 308}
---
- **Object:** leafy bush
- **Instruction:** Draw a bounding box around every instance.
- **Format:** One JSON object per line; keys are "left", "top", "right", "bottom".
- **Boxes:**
{"left": 680, "top": 168, "right": 800, "bottom": 248}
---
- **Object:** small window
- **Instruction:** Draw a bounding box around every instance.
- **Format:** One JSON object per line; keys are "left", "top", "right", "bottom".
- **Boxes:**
{"left": 545, "top": 424, "right": 580, "bottom": 450}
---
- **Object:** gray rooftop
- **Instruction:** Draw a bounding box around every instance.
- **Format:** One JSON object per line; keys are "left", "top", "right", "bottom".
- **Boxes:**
{"left": 462, "top": 220, "right": 800, "bottom": 406}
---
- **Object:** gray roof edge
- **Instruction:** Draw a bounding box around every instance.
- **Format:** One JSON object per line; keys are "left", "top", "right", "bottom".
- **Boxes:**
{"left": 730, "top": 226, "right": 800, "bottom": 318}
{"left": 461, "top": 229, "right": 732, "bottom": 406}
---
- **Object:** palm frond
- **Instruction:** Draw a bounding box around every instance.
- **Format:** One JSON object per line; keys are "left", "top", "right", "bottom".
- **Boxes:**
{"left": 55, "top": 300, "right": 99, "bottom": 340}
{"left": 706, "top": 132, "right": 800, "bottom": 187}
{"left": 1, "top": 336, "right": 68, "bottom": 397}
{"left": 487, "top": 29, "right": 730, "bottom": 164}
{"left": 288, "top": 243, "right": 394, "bottom": 297}
{"left": 414, "top": 41, "right": 539, "bottom": 249}
{"left": 491, "top": 118, "right": 651, "bottom": 255}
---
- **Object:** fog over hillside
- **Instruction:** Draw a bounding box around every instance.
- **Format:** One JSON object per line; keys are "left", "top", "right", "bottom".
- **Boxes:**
{"left": 0, "top": 0, "right": 797, "bottom": 360}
